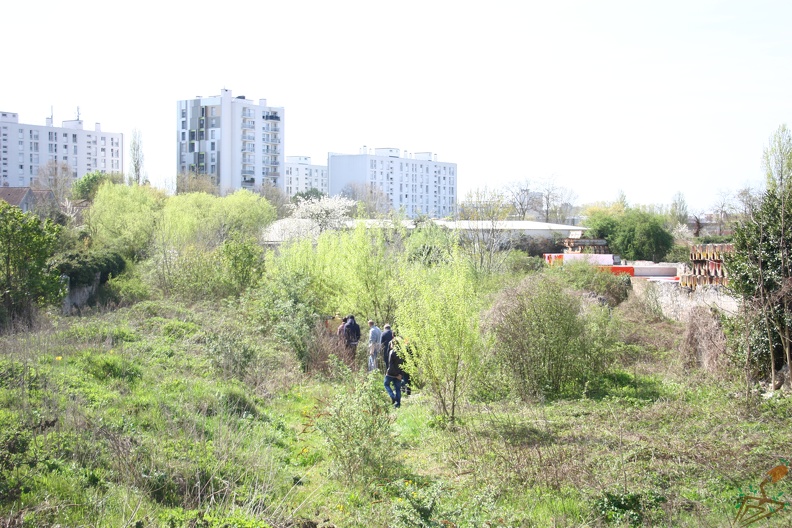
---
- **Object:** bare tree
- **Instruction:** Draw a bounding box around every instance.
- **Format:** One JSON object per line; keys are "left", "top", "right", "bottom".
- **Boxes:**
{"left": 341, "top": 182, "right": 392, "bottom": 218}
{"left": 537, "top": 177, "right": 577, "bottom": 223}
{"left": 176, "top": 171, "right": 219, "bottom": 195}
{"left": 458, "top": 187, "right": 512, "bottom": 272}
{"left": 670, "top": 191, "right": 689, "bottom": 226}
{"left": 129, "top": 129, "right": 145, "bottom": 185}
{"left": 34, "top": 160, "right": 74, "bottom": 205}
{"left": 260, "top": 181, "right": 292, "bottom": 219}
{"left": 711, "top": 191, "right": 733, "bottom": 236}
{"left": 504, "top": 179, "right": 541, "bottom": 220}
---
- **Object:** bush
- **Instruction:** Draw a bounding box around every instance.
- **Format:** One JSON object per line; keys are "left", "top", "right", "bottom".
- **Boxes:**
{"left": 487, "top": 274, "right": 616, "bottom": 399}
{"left": 548, "top": 260, "right": 631, "bottom": 307}
{"left": 315, "top": 369, "right": 395, "bottom": 484}
{"left": 54, "top": 249, "right": 126, "bottom": 288}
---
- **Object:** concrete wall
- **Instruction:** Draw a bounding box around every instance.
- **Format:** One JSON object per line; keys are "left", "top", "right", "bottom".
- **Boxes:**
{"left": 631, "top": 277, "right": 739, "bottom": 322}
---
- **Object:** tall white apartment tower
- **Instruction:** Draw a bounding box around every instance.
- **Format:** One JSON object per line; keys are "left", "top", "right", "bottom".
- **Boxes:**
{"left": 328, "top": 148, "right": 457, "bottom": 218}
{"left": 284, "top": 156, "right": 328, "bottom": 196}
{"left": 0, "top": 110, "right": 123, "bottom": 188}
{"left": 176, "top": 89, "right": 285, "bottom": 194}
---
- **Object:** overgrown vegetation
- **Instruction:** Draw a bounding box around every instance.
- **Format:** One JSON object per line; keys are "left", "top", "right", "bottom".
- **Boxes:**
{"left": 3, "top": 138, "right": 792, "bottom": 526}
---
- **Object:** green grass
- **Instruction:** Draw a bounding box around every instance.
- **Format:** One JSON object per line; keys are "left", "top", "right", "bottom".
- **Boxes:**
{"left": 2, "top": 298, "right": 792, "bottom": 527}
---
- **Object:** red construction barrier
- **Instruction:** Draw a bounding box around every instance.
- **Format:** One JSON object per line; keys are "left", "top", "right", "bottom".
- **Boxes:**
{"left": 598, "top": 265, "right": 635, "bottom": 276}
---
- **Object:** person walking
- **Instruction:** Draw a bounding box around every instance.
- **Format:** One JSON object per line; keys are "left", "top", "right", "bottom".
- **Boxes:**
{"left": 380, "top": 324, "right": 393, "bottom": 368}
{"left": 367, "top": 320, "right": 382, "bottom": 372}
{"left": 343, "top": 314, "right": 361, "bottom": 363}
{"left": 384, "top": 339, "right": 404, "bottom": 408}
{"left": 336, "top": 316, "right": 348, "bottom": 353}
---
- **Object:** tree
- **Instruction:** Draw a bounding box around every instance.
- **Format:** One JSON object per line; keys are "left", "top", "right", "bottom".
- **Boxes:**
{"left": 585, "top": 208, "right": 673, "bottom": 262}
{"left": 176, "top": 171, "right": 219, "bottom": 195}
{"left": 260, "top": 182, "right": 292, "bottom": 219}
{"left": 85, "top": 182, "right": 165, "bottom": 260}
{"left": 457, "top": 187, "right": 511, "bottom": 273}
{"left": 289, "top": 195, "right": 356, "bottom": 232}
{"left": 292, "top": 188, "right": 324, "bottom": 203}
{"left": 341, "top": 183, "right": 392, "bottom": 218}
{"left": 669, "top": 191, "right": 689, "bottom": 226}
{"left": 0, "top": 201, "right": 62, "bottom": 328}
{"left": 72, "top": 170, "right": 122, "bottom": 201}
{"left": 503, "top": 180, "right": 539, "bottom": 220}
{"left": 710, "top": 191, "right": 733, "bottom": 236}
{"left": 129, "top": 129, "right": 145, "bottom": 185}
{"left": 396, "top": 255, "right": 483, "bottom": 424}
{"left": 34, "top": 161, "right": 74, "bottom": 205}
{"left": 536, "top": 177, "right": 577, "bottom": 223}
{"left": 726, "top": 125, "right": 792, "bottom": 386}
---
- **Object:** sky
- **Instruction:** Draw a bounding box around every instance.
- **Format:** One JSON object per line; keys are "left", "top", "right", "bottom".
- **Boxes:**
{"left": 4, "top": 0, "right": 792, "bottom": 213}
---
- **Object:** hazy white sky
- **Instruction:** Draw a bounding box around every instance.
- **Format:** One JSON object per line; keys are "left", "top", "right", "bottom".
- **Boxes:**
{"left": 4, "top": 0, "right": 791, "bottom": 212}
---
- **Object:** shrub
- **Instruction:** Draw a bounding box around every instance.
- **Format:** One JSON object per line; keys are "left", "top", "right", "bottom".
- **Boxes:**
{"left": 54, "top": 249, "right": 126, "bottom": 288}
{"left": 487, "top": 274, "right": 616, "bottom": 399}
{"left": 315, "top": 369, "right": 395, "bottom": 484}
{"left": 548, "top": 260, "right": 631, "bottom": 306}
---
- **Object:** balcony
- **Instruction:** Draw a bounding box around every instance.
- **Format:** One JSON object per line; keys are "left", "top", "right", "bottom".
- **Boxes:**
{"left": 241, "top": 145, "right": 255, "bottom": 153}
{"left": 242, "top": 120, "right": 255, "bottom": 129}
{"left": 263, "top": 114, "right": 280, "bottom": 121}
{"left": 242, "top": 169, "right": 255, "bottom": 176}
{"left": 241, "top": 133, "right": 255, "bottom": 141}
{"left": 242, "top": 109, "right": 255, "bottom": 118}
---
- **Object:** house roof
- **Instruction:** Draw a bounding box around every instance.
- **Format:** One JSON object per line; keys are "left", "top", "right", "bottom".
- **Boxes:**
{"left": 0, "top": 187, "right": 32, "bottom": 207}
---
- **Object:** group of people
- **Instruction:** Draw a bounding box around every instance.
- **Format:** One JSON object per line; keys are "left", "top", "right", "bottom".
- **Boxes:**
{"left": 334, "top": 315, "right": 410, "bottom": 408}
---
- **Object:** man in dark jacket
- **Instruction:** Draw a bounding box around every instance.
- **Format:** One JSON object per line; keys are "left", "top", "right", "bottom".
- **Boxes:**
{"left": 343, "top": 315, "right": 361, "bottom": 362}
{"left": 384, "top": 338, "right": 404, "bottom": 408}
{"left": 380, "top": 324, "right": 393, "bottom": 368}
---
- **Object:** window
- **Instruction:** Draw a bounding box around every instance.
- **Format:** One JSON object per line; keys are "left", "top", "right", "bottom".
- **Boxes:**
{"left": 72, "top": 134, "right": 77, "bottom": 143}
{"left": 18, "top": 141, "right": 23, "bottom": 150}
{"left": 63, "top": 132, "right": 68, "bottom": 139}
{"left": 181, "top": 120, "right": 186, "bottom": 130}
{"left": 210, "top": 142, "right": 215, "bottom": 151}
{"left": 181, "top": 132, "right": 185, "bottom": 141}
{"left": 210, "top": 130, "right": 215, "bottom": 139}
{"left": 73, "top": 145, "right": 77, "bottom": 154}
{"left": 18, "top": 129, "right": 24, "bottom": 139}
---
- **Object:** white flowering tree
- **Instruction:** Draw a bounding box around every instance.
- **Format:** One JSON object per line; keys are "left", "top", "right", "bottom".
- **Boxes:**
{"left": 289, "top": 195, "right": 356, "bottom": 232}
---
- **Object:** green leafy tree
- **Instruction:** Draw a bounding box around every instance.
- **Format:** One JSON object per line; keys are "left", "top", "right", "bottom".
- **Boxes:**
{"left": 726, "top": 125, "right": 792, "bottom": 384}
{"left": 0, "top": 202, "right": 62, "bottom": 327}
{"left": 291, "top": 188, "right": 324, "bottom": 203}
{"left": 395, "top": 255, "right": 483, "bottom": 424}
{"left": 72, "top": 170, "right": 120, "bottom": 201}
{"left": 85, "top": 182, "right": 166, "bottom": 260}
{"left": 585, "top": 209, "right": 673, "bottom": 262}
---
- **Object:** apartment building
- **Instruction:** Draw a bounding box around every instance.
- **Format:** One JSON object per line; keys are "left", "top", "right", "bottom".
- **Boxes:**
{"left": 328, "top": 147, "right": 457, "bottom": 218}
{"left": 0, "top": 110, "right": 123, "bottom": 188}
{"left": 285, "top": 156, "right": 328, "bottom": 196}
{"left": 176, "top": 89, "right": 285, "bottom": 194}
